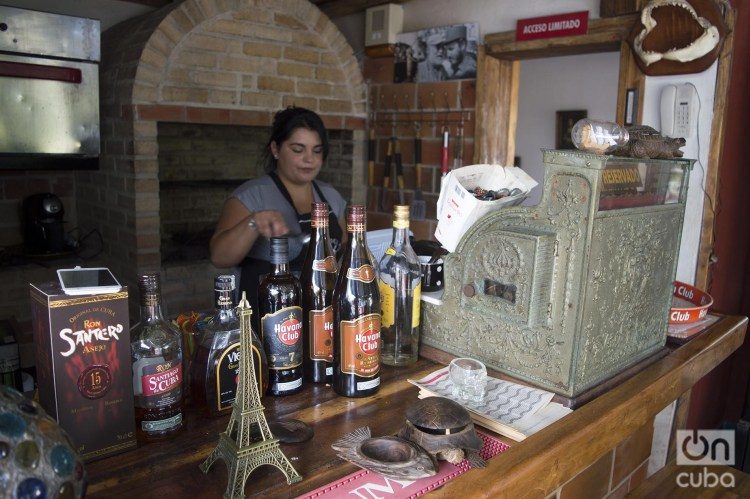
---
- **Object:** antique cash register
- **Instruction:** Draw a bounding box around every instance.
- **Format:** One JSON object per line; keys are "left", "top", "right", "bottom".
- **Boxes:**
{"left": 422, "top": 149, "right": 694, "bottom": 402}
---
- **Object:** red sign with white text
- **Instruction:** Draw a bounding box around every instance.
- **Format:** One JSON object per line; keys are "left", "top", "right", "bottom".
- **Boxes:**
{"left": 516, "top": 11, "right": 589, "bottom": 42}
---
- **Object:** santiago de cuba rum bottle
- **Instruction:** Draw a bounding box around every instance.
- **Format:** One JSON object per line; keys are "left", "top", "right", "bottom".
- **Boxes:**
{"left": 191, "top": 274, "right": 268, "bottom": 416}
{"left": 333, "top": 205, "right": 381, "bottom": 397}
{"left": 258, "top": 237, "right": 304, "bottom": 396}
{"left": 378, "top": 205, "right": 421, "bottom": 366}
{"left": 130, "top": 273, "right": 184, "bottom": 441}
{"left": 301, "top": 202, "right": 337, "bottom": 384}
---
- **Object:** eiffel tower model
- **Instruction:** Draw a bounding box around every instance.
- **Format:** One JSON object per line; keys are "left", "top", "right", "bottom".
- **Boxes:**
{"left": 200, "top": 292, "right": 302, "bottom": 498}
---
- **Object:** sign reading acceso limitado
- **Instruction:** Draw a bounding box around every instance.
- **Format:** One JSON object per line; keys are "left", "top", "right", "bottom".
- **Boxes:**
{"left": 516, "top": 11, "right": 588, "bottom": 42}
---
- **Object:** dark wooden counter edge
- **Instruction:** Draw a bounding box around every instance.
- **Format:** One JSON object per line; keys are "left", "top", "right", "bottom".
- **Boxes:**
{"left": 428, "top": 315, "right": 748, "bottom": 498}
{"left": 85, "top": 315, "right": 746, "bottom": 498}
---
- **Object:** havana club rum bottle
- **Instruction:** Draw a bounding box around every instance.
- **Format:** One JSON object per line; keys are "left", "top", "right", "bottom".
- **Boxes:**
{"left": 191, "top": 275, "right": 268, "bottom": 415}
{"left": 258, "top": 237, "right": 304, "bottom": 396}
{"left": 130, "top": 273, "right": 184, "bottom": 441}
{"left": 378, "top": 205, "right": 422, "bottom": 366}
{"left": 301, "top": 202, "right": 337, "bottom": 384}
{"left": 333, "top": 205, "right": 381, "bottom": 397}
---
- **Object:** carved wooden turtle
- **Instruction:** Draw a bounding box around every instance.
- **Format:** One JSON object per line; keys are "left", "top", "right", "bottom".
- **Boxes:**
{"left": 611, "top": 125, "right": 686, "bottom": 159}
{"left": 398, "top": 397, "right": 486, "bottom": 467}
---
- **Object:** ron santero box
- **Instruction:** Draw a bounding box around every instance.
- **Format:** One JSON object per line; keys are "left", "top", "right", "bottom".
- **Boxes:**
{"left": 30, "top": 281, "right": 136, "bottom": 461}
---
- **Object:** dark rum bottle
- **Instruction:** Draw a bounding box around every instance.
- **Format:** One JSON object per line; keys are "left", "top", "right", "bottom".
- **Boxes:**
{"left": 333, "top": 205, "right": 381, "bottom": 397}
{"left": 301, "top": 202, "right": 337, "bottom": 384}
{"left": 130, "top": 273, "right": 184, "bottom": 441}
{"left": 258, "top": 237, "right": 304, "bottom": 396}
{"left": 191, "top": 275, "right": 268, "bottom": 415}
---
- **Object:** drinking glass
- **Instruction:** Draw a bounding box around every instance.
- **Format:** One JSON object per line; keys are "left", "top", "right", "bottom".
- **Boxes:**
{"left": 449, "top": 357, "right": 487, "bottom": 404}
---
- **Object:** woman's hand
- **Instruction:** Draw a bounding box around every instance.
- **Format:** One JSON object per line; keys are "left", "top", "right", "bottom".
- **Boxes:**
{"left": 210, "top": 199, "right": 292, "bottom": 268}
{"left": 251, "top": 210, "right": 291, "bottom": 238}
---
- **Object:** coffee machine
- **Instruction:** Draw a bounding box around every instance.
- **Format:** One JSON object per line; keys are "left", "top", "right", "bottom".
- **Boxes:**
{"left": 22, "top": 193, "right": 70, "bottom": 254}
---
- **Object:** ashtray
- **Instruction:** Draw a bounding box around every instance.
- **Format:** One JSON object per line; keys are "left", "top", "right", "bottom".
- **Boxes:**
{"left": 669, "top": 281, "right": 713, "bottom": 324}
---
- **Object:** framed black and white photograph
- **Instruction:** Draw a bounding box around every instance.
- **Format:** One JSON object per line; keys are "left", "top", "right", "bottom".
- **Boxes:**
{"left": 394, "top": 23, "right": 479, "bottom": 83}
{"left": 556, "top": 110, "right": 587, "bottom": 150}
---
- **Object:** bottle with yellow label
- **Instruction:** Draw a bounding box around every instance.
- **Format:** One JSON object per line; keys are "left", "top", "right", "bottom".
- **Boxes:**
{"left": 378, "top": 205, "right": 421, "bottom": 366}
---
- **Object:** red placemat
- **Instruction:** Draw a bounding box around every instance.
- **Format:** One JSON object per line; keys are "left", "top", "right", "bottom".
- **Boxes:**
{"left": 298, "top": 432, "right": 510, "bottom": 498}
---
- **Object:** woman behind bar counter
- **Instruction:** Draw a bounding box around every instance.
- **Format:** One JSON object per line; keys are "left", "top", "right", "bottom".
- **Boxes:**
{"left": 209, "top": 106, "right": 347, "bottom": 320}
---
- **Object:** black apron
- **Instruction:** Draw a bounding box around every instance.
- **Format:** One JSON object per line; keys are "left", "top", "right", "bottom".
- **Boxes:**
{"left": 239, "top": 172, "right": 343, "bottom": 328}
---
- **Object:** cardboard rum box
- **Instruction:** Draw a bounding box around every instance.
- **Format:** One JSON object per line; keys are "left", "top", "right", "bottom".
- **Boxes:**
{"left": 30, "top": 281, "right": 136, "bottom": 461}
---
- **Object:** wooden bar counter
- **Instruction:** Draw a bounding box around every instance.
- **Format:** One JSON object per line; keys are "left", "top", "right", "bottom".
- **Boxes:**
{"left": 85, "top": 315, "right": 747, "bottom": 498}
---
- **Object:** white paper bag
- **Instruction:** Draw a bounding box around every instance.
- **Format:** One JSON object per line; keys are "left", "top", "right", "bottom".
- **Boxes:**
{"left": 434, "top": 164, "right": 537, "bottom": 252}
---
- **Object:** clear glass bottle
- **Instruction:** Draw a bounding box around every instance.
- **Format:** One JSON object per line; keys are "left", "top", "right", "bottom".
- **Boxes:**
{"left": 191, "top": 275, "right": 268, "bottom": 416}
{"left": 130, "top": 273, "right": 184, "bottom": 441}
{"left": 258, "top": 237, "right": 304, "bottom": 396}
{"left": 333, "top": 205, "right": 381, "bottom": 397}
{"left": 378, "top": 205, "right": 422, "bottom": 366}
{"left": 571, "top": 119, "right": 630, "bottom": 155}
{"left": 301, "top": 202, "right": 337, "bottom": 384}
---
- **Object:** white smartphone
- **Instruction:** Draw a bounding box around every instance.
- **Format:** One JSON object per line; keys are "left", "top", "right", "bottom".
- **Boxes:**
{"left": 57, "top": 266, "right": 122, "bottom": 295}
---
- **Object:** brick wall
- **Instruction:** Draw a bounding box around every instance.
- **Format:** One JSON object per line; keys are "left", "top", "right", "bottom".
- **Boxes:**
{"left": 546, "top": 420, "right": 655, "bottom": 498}
{"left": 83, "top": 0, "right": 366, "bottom": 315}
{"left": 158, "top": 122, "right": 266, "bottom": 261}
{"left": 362, "top": 56, "right": 476, "bottom": 240}
{"left": 157, "top": 122, "right": 353, "bottom": 264}
{"left": 0, "top": 171, "right": 80, "bottom": 323}
{"left": 0, "top": 172, "right": 78, "bottom": 248}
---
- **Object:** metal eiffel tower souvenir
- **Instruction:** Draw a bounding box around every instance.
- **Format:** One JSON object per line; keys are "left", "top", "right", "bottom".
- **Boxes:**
{"left": 200, "top": 292, "right": 302, "bottom": 498}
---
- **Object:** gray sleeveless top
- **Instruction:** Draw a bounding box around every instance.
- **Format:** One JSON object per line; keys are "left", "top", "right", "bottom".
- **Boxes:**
{"left": 231, "top": 174, "right": 346, "bottom": 261}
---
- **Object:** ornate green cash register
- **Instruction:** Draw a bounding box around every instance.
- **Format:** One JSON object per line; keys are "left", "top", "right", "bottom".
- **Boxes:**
{"left": 422, "top": 149, "right": 694, "bottom": 401}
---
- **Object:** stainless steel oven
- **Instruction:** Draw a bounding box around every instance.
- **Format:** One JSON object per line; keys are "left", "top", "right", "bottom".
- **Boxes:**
{"left": 0, "top": 5, "right": 100, "bottom": 169}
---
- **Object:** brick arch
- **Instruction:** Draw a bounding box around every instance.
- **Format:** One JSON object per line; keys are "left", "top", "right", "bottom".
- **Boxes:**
{"left": 83, "top": 0, "right": 366, "bottom": 292}
{"left": 134, "top": 0, "right": 366, "bottom": 115}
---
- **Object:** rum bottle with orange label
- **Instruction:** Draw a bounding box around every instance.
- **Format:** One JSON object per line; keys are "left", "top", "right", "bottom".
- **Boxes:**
{"left": 333, "top": 205, "right": 381, "bottom": 397}
{"left": 258, "top": 237, "right": 304, "bottom": 396}
{"left": 301, "top": 202, "right": 337, "bottom": 384}
{"left": 130, "top": 273, "right": 184, "bottom": 441}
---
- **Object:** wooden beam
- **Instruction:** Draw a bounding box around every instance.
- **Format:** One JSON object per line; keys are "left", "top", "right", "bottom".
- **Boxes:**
{"left": 117, "top": 0, "right": 174, "bottom": 7}
{"left": 473, "top": 45, "right": 519, "bottom": 165}
{"left": 695, "top": 5, "right": 736, "bottom": 290}
{"left": 615, "top": 39, "right": 645, "bottom": 125}
{"left": 310, "top": 0, "right": 408, "bottom": 19}
{"left": 484, "top": 14, "right": 637, "bottom": 60}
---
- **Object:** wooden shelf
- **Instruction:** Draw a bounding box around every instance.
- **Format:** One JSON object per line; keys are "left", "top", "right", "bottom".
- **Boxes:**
{"left": 483, "top": 15, "right": 637, "bottom": 60}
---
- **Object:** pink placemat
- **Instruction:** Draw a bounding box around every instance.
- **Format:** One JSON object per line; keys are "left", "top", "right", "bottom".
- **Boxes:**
{"left": 298, "top": 432, "right": 510, "bottom": 499}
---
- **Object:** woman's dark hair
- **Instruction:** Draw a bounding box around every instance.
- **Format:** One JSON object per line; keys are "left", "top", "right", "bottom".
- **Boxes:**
{"left": 264, "top": 106, "right": 329, "bottom": 172}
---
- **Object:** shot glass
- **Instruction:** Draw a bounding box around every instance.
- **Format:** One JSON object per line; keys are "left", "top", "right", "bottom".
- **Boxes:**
{"left": 449, "top": 357, "right": 488, "bottom": 404}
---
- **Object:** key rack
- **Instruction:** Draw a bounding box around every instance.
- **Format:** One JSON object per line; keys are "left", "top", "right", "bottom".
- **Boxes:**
{"left": 369, "top": 91, "right": 473, "bottom": 133}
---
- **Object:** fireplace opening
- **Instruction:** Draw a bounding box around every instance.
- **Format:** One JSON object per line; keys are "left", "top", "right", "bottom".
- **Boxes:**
{"left": 158, "top": 122, "right": 353, "bottom": 264}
